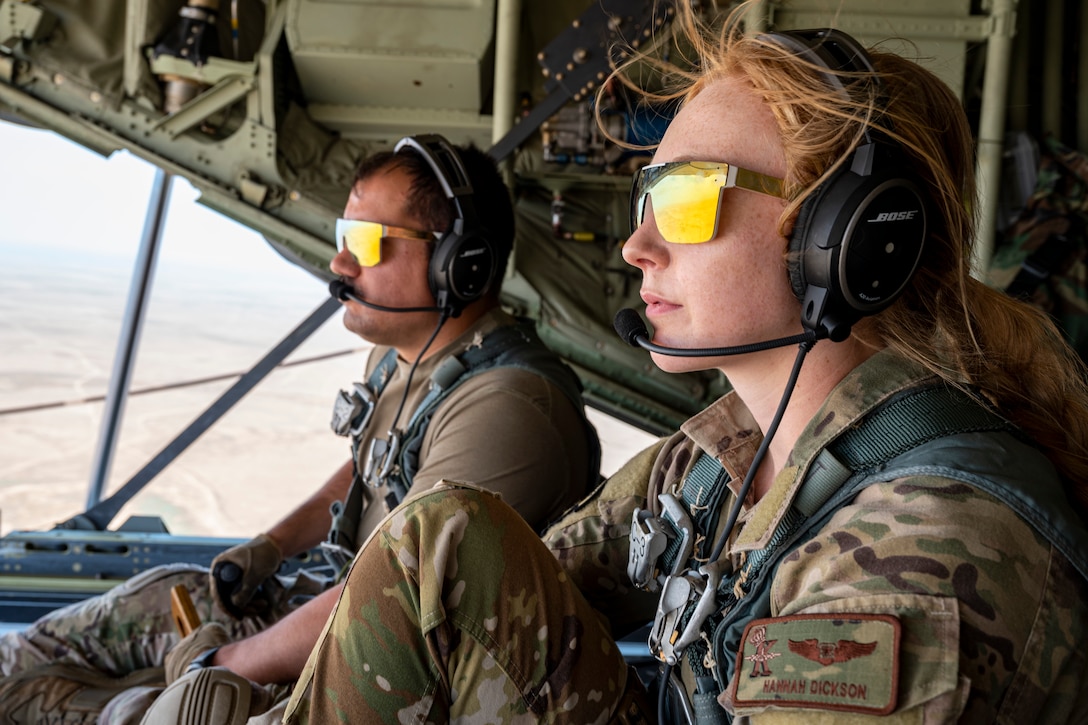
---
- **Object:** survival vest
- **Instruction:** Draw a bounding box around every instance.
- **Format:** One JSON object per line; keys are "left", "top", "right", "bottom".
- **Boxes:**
{"left": 633, "top": 382, "right": 1088, "bottom": 723}
{"left": 323, "top": 318, "right": 601, "bottom": 572}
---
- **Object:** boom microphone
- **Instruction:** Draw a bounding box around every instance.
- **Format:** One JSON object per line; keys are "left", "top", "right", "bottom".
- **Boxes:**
{"left": 613, "top": 307, "right": 822, "bottom": 357}
{"left": 329, "top": 280, "right": 444, "bottom": 314}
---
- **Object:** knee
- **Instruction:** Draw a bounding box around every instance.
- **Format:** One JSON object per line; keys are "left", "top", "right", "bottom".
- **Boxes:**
{"left": 115, "top": 563, "right": 208, "bottom": 598}
{"left": 402, "top": 479, "right": 503, "bottom": 509}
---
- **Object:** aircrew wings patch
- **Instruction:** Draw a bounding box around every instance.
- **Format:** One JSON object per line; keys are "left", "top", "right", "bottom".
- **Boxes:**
{"left": 731, "top": 613, "right": 900, "bottom": 716}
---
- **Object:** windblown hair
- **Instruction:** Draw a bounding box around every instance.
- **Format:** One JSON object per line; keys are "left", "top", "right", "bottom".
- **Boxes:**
{"left": 612, "top": 1, "right": 1088, "bottom": 514}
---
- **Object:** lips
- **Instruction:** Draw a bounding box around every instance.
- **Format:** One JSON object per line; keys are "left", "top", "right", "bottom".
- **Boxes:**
{"left": 641, "top": 292, "right": 680, "bottom": 317}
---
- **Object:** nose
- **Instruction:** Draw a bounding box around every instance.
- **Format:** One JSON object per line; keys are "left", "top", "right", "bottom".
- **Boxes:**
{"left": 621, "top": 202, "right": 668, "bottom": 271}
{"left": 330, "top": 246, "right": 361, "bottom": 277}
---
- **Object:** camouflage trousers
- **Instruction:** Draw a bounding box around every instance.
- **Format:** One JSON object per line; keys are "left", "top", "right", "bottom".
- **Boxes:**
{"left": 0, "top": 562, "right": 313, "bottom": 723}
{"left": 284, "top": 482, "right": 652, "bottom": 724}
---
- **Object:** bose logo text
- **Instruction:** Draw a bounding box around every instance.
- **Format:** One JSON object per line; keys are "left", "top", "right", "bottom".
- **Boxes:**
{"left": 868, "top": 210, "right": 918, "bottom": 222}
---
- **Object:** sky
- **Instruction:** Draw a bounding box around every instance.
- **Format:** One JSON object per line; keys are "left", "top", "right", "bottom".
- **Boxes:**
{"left": 0, "top": 118, "right": 325, "bottom": 284}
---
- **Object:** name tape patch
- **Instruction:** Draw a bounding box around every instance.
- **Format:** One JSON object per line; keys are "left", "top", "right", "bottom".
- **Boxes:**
{"left": 731, "top": 613, "right": 900, "bottom": 716}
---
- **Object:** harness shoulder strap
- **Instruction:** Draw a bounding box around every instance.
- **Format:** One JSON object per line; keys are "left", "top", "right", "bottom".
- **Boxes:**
{"left": 391, "top": 319, "right": 601, "bottom": 510}
{"left": 324, "top": 348, "right": 399, "bottom": 562}
{"left": 805, "top": 383, "right": 1088, "bottom": 577}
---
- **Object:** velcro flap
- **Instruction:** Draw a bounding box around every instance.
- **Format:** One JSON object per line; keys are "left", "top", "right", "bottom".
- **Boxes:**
{"left": 731, "top": 613, "right": 900, "bottom": 716}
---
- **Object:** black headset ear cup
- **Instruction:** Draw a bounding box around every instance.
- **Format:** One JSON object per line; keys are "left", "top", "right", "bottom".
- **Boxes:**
{"left": 788, "top": 193, "right": 821, "bottom": 301}
{"left": 762, "top": 29, "right": 930, "bottom": 339}
{"left": 395, "top": 134, "right": 496, "bottom": 315}
{"left": 429, "top": 231, "right": 496, "bottom": 310}
{"left": 789, "top": 154, "right": 927, "bottom": 339}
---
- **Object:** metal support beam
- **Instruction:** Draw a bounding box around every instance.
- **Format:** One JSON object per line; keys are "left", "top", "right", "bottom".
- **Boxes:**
{"left": 492, "top": 0, "right": 521, "bottom": 147}
{"left": 973, "top": 0, "right": 1019, "bottom": 277}
{"left": 85, "top": 168, "right": 172, "bottom": 510}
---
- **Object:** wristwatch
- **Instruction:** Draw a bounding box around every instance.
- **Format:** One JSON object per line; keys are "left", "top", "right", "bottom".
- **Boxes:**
{"left": 185, "top": 646, "right": 221, "bottom": 674}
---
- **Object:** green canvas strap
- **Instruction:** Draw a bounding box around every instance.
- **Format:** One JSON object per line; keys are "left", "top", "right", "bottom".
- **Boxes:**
{"left": 798, "top": 383, "right": 1013, "bottom": 516}
{"left": 656, "top": 454, "right": 731, "bottom": 573}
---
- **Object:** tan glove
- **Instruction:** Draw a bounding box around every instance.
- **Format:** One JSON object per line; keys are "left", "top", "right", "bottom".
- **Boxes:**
{"left": 209, "top": 533, "right": 284, "bottom": 619}
{"left": 164, "top": 622, "right": 232, "bottom": 684}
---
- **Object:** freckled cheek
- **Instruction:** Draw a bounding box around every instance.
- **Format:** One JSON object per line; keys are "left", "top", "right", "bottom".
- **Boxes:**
{"left": 731, "top": 233, "right": 794, "bottom": 301}
{"left": 689, "top": 252, "right": 794, "bottom": 331}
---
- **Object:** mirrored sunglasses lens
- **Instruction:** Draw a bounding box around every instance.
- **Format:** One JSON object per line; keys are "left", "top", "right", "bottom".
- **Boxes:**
{"left": 649, "top": 173, "right": 722, "bottom": 244}
{"left": 337, "top": 221, "right": 382, "bottom": 266}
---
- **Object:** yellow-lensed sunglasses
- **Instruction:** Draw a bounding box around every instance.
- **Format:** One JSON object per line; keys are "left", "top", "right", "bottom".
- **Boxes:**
{"left": 335, "top": 218, "right": 440, "bottom": 267}
{"left": 631, "top": 161, "right": 786, "bottom": 244}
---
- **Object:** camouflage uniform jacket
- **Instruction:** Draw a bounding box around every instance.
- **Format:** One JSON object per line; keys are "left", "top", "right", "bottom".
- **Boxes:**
{"left": 545, "top": 348, "right": 1088, "bottom": 723}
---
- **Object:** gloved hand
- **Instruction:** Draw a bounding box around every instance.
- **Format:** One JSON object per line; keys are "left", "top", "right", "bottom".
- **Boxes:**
{"left": 209, "top": 533, "right": 284, "bottom": 619}
{"left": 164, "top": 621, "right": 232, "bottom": 684}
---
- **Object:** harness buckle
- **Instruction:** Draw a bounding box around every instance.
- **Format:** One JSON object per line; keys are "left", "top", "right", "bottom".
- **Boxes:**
{"left": 363, "top": 430, "right": 401, "bottom": 488}
{"left": 321, "top": 500, "right": 357, "bottom": 574}
{"left": 647, "top": 565, "right": 722, "bottom": 666}
{"left": 330, "top": 383, "right": 377, "bottom": 437}
{"left": 627, "top": 493, "right": 696, "bottom": 592}
{"left": 628, "top": 508, "right": 671, "bottom": 591}
{"left": 318, "top": 540, "right": 355, "bottom": 575}
{"left": 659, "top": 493, "right": 695, "bottom": 567}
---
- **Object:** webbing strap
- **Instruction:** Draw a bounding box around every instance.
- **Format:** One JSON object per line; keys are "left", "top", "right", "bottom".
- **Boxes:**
{"left": 829, "top": 384, "right": 1012, "bottom": 469}
{"left": 683, "top": 454, "right": 728, "bottom": 513}
{"left": 392, "top": 320, "right": 601, "bottom": 508}
{"left": 332, "top": 319, "right": 600, "bottom": 555}
{"left": 787, "top": 385, "right": 1012, "bottom": 519}
{"left": 726, "top": 384, "right": 1013, "bottom": 599}
{"left": 402, "top": 323, "right": 549, "bottom": 435}
{"left": 667, "top": 385, "right": 1010, "bottom": 577}
{"left": 659, "top": 454, "right": 726, "bottom": 570}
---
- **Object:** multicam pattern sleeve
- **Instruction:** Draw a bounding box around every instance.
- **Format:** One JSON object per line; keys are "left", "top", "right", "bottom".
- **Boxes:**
{"left": 761, "top": 475, "right": 1088, "bottom": 723}
{"left": 541, "top": 438, "right": 667, "bottom": 636}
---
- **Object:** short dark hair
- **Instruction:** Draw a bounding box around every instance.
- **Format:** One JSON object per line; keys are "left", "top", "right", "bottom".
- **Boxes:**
{"left": 353, "top": 142, "right": 516, "bottom": 285}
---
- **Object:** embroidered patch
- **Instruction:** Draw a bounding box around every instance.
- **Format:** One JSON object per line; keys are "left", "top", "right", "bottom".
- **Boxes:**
{"left": 731, "top": 613, "right": 900, "bottom": 715}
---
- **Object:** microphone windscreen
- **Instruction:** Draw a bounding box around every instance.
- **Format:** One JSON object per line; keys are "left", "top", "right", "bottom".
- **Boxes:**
{"left": 613, "top": 308, "right": 648, "bottom": 347}
{"left": 329, "top": 279, "right": 349, "bottom": 301}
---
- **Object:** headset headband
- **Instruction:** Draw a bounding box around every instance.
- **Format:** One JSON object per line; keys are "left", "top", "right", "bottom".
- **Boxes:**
{"left": 394, "top": 134, "right": 480, "bottom": 235}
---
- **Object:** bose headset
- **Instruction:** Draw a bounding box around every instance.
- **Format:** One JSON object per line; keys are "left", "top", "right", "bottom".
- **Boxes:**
{"left": 393, "top": 134, "right": 497, "bottom": 317}
{"left": 766, "top": 29, "right": 928, "bottom": 342}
